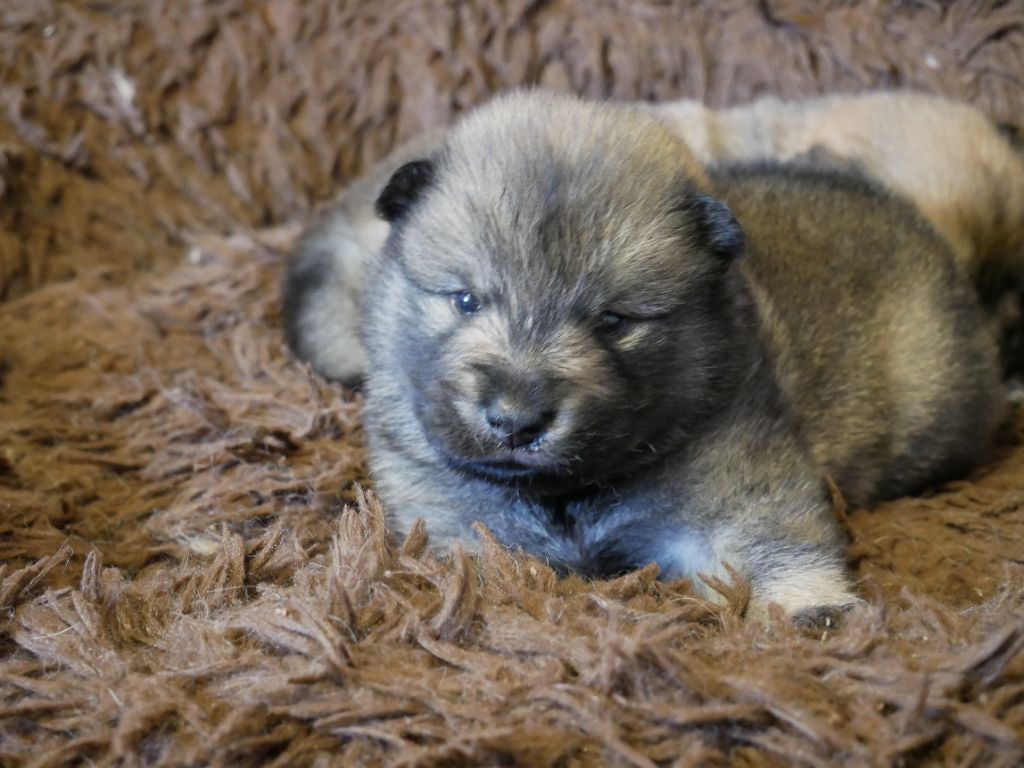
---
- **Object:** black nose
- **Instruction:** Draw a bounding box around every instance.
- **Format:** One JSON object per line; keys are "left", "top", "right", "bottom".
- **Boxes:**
{"left": 485, "top": 402, "right": 555, "bottom": 450}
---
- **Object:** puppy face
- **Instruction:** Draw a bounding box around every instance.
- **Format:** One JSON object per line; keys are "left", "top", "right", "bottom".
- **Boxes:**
{"left": 368, "top": 94, "right": 748, "bottom": 491}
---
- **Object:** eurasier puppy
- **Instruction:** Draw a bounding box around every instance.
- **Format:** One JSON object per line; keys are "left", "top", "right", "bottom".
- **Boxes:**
{"left": 285, "top": 91, "right": 1011, "bottom": 622}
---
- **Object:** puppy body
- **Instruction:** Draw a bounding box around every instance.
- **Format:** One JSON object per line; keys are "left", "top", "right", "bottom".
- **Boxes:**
{"left": 717, "top": 166, "right": 1002, "bottom": 507}
{"left": 355, "top": 93, "right": 1003, "bottom": 620}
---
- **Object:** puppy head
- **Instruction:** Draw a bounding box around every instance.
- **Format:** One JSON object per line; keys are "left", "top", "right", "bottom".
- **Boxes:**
{"left": 368, "top": 92, "right": 750, "bottom": 490}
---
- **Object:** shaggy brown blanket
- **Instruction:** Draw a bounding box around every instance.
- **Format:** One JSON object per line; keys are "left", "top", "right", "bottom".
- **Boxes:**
{"left": 1, "top": 1, "right": 1023, "bottom": 765}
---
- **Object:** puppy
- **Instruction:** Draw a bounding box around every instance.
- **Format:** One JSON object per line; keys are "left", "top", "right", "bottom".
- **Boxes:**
{"left": 344, "top": 92, "right": 1003, "bottom": 621}
{"left": 287, "top": 90, "right": 1024, "bottom": 384}
{"left": 652, "top": 92, "right": 1024, "bottom": 310}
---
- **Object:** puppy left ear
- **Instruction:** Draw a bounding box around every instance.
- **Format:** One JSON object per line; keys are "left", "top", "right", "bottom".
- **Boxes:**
{"left": 688, "top": 194, "right": 745, "bottom": 260}
{"left": 374, "top": 159, "right": 436, "bottom": 223}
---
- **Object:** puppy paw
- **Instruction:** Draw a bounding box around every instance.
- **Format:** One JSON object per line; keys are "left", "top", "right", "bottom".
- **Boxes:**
{"left": 747, "top": 562, "right": 861, "bottom": 624}
{"left": 790, "top": 601, "right": 858, "bottom": 629}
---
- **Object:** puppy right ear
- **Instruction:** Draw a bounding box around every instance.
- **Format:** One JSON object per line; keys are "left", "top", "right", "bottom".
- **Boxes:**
{"left": 374, "top": 159, "right": 436, "bottom": 222}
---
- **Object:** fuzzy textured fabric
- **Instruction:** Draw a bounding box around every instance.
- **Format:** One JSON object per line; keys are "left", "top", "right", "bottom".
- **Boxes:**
{"left": 2, "top": 1, "right": 1023, "bottom": 765}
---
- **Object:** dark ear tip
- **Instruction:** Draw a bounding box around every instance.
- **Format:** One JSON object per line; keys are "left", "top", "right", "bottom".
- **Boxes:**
{"left": 997, "top": 121, "right": 1024, "bottom": 153}
{"left": 374, "top": 159, "right": 436, "bottom": 222}
{"left": 695, "top": 194, "right": 745, "bottom": 259}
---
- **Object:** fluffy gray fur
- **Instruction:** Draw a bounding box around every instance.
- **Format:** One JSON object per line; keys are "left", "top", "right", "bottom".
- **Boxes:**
{"left": 285, "top": 92, "right": 1005, "bottom": 621}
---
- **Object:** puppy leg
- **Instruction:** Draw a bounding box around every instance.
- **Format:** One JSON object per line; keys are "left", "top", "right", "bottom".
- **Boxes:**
{"left": 747, "top": 553, "right": 860, "bottom": 625}
{"left": 646, "top": 515, "right": 857, "bottom": 624}
{"left": 710, "top": 534, "right": 859, "bottom": 625}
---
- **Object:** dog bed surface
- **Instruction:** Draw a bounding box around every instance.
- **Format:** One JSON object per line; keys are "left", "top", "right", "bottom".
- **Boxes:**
{"left": 1, "top": 1, "right": 1023, "bottom": 765}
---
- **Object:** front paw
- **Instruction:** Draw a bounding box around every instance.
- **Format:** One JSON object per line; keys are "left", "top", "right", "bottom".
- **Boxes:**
{"left": 747, "top": 563, "right": 862, "bottom": 625}
{"left": 789, "top": 602, "right": 859, "bottom": 629}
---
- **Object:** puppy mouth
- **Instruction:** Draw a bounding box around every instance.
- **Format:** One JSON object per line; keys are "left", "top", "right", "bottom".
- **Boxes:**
{"left": 445, "top": 453, "right": 566, "bottom": 483}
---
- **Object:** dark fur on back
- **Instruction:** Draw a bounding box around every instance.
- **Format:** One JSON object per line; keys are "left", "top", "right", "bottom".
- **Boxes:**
{"left": 711, "top": 163, "right": 1003, "bottom": 505}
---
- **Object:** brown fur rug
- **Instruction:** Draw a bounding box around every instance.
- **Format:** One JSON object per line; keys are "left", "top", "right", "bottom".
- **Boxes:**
{"left": 2, "top": 1, "right": 1023, "bottom": 765}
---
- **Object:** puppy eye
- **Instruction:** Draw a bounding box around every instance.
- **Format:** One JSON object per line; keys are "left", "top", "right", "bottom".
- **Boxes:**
{"left": 451, "top": 290, "right": 482, "bottom": 315}
{"left": 597, "top": 311, "right": 626, "bottom": 334}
